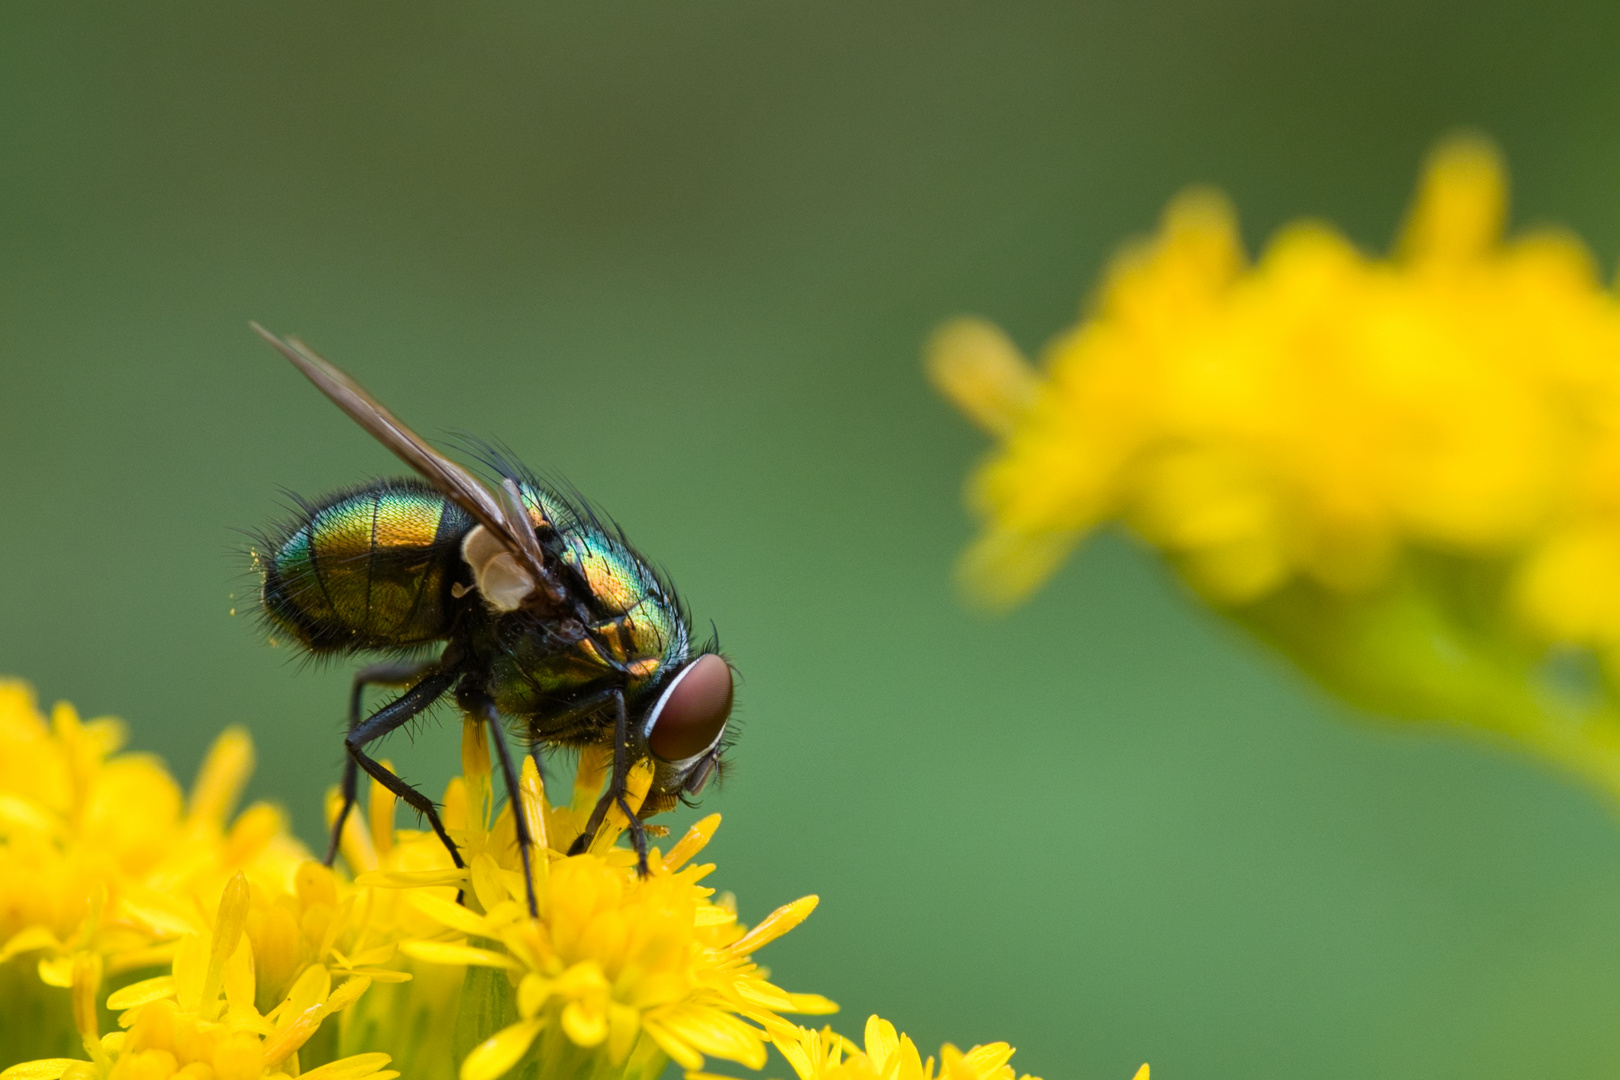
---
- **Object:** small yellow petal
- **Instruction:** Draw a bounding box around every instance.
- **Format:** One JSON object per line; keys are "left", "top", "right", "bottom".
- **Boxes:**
{"left": 410, "top": 891, "right": 495, "bottom": 937}
{"left": 694, "top": 904, "right": 736, "bottom": 927}
{"left": 199, "top": 872, "right": 252, "bottom": 1018}
{"left": 1399, "top": 133, "right": 1506, "bottom": 262}
{"left": 461, "top": 716, "right": 493, "bottom": 786}
{"left": 340, "top": 967, "right": 413, "bottom": 984}
{"left": 782, "top": 993, "right": 838, "bottom": 1016}
{"left": 37, "top": 955, "right": 73, "bottom": 988}
{"left": 0, "top": 796, "right": 61, "bottom": 837}
{"left": 470, "top": 853, "right": 509, "bottom": 915}
{"left": 298, "top": 1054, "right": 397, "bottom": 1080}
{"left": 607, "top": 1002, "right": 640, "bottom": 1064}
{"left": 460, "top": 1019, "right": 543, "bottom": 1080}
{"left": 344, "top": 942, "right": 399, "bottom": 968}
{"left": 354, "top": 868, "right": 467, "bottom": 889}
{"left": 69, "top": 953, "right": 102, "bottom": 1046}
{"left": 864, "top": 1016, "right": 900, "bottom": 1073}
{"left": 518, "top": 755, "right": 548, "bottom": 876}
{"left": 664, "top": 814, "right": 721, "bottom": 872}
{"left": 926, "top": 317, "right": 1040, "bottom": 437}
{"left": 0, "top": 926, "right": 61, "bottom": 962}
{"left": 517, "top": 973, "right": 550, "bottom": 1018}
{"left": 959, "top": 1042, "right": 1014, "bottom": 1075}
{"left": 105, "top": 974, "right": 176, "bottom": 1011}
{"left": 641, "top": 1017, "right": 707, "bottom": 1071}
{"left": 769, "top": 1029, "right": 816, "bottom": 1079}
{"left": 561, "top": 1000, "right": 609, "bottom": 1047}
{"left": 731, "top": 895, "right": 819, "bottom": 955}
{"left": 367, "top": 765, "right": 397, "bottom": 859}
{"left": 189, "top": 726, "right": 254, "bottom": 824}
{"left": 0, "top": 1060, "right": 82, "bottom": 1080}
{"left": 327, "top": 975, "right": 373, "bottom": 1011}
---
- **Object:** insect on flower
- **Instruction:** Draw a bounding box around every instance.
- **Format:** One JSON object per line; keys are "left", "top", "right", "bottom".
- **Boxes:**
{"left": 246, "top": 324, "right": 734, "bottom": 915}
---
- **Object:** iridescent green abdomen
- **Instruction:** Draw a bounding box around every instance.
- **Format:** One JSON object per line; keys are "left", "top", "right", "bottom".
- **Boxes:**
{"left": 259, "top": 480, "right": 472, "bottom": 653}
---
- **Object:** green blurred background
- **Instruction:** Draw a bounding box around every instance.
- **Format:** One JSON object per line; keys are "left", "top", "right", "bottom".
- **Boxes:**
{"left": 6, "top": 3, "right": 1620, "bottom": 1077}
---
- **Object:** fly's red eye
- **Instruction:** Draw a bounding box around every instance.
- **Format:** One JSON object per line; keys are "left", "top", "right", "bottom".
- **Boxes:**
{"left": 648, "top": 653, "right": 733, "bottom": 761}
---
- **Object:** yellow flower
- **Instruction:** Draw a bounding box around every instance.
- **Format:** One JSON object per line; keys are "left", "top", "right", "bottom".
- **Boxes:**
{"left": 0, "top": 680, "right": 308, "bottom": 1063}
{"left": 0, "top": 682, "right": 426, "bottom": 1078}
{"left": 933, "top": 135, "right": 1620, "bottom": 609}
{"left": 323, "top": 754, "right": 472, "bottom": 1079}
{"left": 391, "top": 718, "right": 835, "bottom": 1080}
{"left": 767, "top": 1016, "right": 1050, "bottom": 1080}
{"left": 3, "top": 872, "right": 395, "bottom": 1080}
{"left": 1, "top": 687, "right": 1054, "bottom": 1080}
{"left": 931, "top": 135, "right": 1620, "bottom": 802}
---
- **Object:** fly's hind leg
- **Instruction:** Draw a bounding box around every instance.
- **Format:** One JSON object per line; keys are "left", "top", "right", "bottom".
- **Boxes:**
{"left": 326, "top": 659, "right": 439, "bottom": 866}
{"left": 343, "top": 670, "right": 463, "bottom": 869}
{"left": 567, "top": 689, "right": 650, "bottom": 875}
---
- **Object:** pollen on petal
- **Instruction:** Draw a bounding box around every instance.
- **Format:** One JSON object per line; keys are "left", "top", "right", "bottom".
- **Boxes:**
{"left": 731, "top": 895, "right": 819, "bottom": 954}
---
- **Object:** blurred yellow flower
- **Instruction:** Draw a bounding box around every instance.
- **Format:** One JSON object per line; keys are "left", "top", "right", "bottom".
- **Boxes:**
{"left": 931, "top": 135, "right": 1620, "bottom": 801}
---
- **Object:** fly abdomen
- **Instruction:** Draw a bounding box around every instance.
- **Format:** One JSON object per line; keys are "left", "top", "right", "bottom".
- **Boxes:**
{"left": 259, "top": 479, "right": 473, "bottom": 653}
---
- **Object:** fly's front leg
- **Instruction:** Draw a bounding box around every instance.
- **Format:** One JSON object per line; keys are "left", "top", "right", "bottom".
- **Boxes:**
{"left": 567, "top": 689, "right": 650, "bottom": 874}
{"left": 464, "top": 692, "right": 541, "bottom": 917}
{"left": 326, "top": 659, "right": 438, "bottom": 866}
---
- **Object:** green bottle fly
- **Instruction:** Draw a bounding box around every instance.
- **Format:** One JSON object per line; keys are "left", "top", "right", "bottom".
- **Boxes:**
{"left": 249, "top": 324, "right": 735, "bottom": 914}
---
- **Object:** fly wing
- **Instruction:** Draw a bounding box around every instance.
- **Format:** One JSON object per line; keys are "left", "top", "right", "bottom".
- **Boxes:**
{"left": 251, "top": 321, "right": 554, "bottom": 600}
{"left": 496, "top": 476, "right": 553, "bottom": 583}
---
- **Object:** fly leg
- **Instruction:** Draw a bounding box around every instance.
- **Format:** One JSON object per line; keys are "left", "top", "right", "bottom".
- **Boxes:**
{"left": 567, "top": 690, "right": 650, "bottom": 875}
{"left": 526, "top": 686, "right": 621, "bottom": 810}
{"left": 463, "top": 694, "right": 540, "bottom": 917}
{"left": 344, "top": 671, "right": 463, "bottom": 869}
{"left": 326, "top": 660, "right": 439, "bottom": 866}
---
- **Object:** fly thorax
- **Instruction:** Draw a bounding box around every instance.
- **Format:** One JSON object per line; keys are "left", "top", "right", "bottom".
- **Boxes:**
{"left": 459, "top": 525, "right": 535, "bottom": 612}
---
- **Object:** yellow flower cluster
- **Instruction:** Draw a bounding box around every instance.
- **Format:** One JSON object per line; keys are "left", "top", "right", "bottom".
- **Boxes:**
{"left": 931, "top": 136, "right": 1620, "bottom": 798}
{"left": 934, "top": 135, "right": 1620, "bottom": 616}
{"left": 9, "top": 682, "right": 1033, "bottom": 1080}
{"left": 0, "top": 680, "right": 408, "bottom": 1079}
{"left": 373, "top": 717, "right": 836, "bottom": 1080}
{"left": 0, "top": 680, "right": 308, "bottom": 1064}
{"left": 9, "top": 871, "right": 398, "bottom": 1080}
{"left": 0, "top": 681, "right": 1097, "bottom": 1080}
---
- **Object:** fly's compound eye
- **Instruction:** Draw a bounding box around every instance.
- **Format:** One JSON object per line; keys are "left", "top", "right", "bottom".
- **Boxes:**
{"left": 646, "top": 653, "right": 733, "bottom": 795}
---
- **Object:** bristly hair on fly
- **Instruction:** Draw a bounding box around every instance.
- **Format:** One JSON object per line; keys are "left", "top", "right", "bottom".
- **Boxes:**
{"left": 239, "top": 477, "right": 465, "bottom": 671}
{"left": 452, "top": 438, "right": 742, "bottom": 803}
{"left": 448, "top": 432, "right": 699, "bottom": 637}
